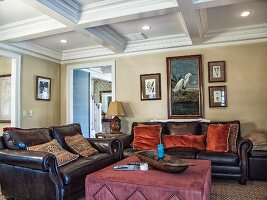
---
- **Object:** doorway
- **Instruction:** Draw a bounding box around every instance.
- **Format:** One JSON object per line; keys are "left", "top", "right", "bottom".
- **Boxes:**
{"left": 0, "top": 50, "right": 21, "bottom": 133}
{"left": 67, "top": 60, "right": 115, "bottom": 138}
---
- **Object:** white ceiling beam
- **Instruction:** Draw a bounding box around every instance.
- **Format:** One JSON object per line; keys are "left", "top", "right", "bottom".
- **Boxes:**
{"left": 84, "top": 26, "right": 126, "bottom": 53}
{"left": 0, "top": 16, "right": 70, "bottom": 42}
{"left": 193, "top": 0, "right": 258, "bottom": 9}
{"left": 78, "top": 0, "right": 179, "bottom": 28}
{"left": 176, "top": 0, "right": 208, "bottom": 44}
{"left": 22, "top": 0, "right": 127, "bottom": 53}
{"left": 35, "top": 0, "right": 81, "bottom": 23}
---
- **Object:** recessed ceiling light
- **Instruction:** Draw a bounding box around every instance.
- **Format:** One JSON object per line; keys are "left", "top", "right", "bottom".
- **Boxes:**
{"left": 240, "top": 11, "right": 251, "bottom": 17}
{"left": 142, "top": 25, "right": 151, "bottom": 30}
{"left": 60, "top": 39, "right": 68, "bottom": 44}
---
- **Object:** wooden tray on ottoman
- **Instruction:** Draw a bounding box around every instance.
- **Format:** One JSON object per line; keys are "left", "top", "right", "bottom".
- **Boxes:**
{"left": 136, "top": 150, "right": 194, "bottom": 173}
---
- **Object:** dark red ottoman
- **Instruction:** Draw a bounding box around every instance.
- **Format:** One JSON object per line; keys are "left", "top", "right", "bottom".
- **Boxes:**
{"left": 85, "top": 156, "right": 211, "bottom": 200}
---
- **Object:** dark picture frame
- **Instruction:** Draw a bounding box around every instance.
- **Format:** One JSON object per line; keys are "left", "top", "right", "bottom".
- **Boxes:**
{"left": 166, "top": 55, "right": 203, "bottom": 118}
{"left": 140, "top": 73, "right": 161, "bottom": 100}
{"left": 0, "top": 74, "right": 11, "bottom": 123}
{"left": 209, "top": 85, "right": 227, "bottom": 107}
{"left": 208, "top": 61, "right": 226, "bottom": 82}
{"left": 36, "top": 76, "right": 51, "bottom": 101}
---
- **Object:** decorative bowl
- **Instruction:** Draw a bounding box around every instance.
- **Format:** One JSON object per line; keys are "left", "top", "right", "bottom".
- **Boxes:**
{"left": 135, "top": 150, "right": 194, "bottom": 173}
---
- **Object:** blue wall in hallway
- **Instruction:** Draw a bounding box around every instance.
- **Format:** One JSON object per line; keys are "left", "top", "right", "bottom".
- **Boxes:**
{"left": 73, "top": 69, "right": 90, "bottom": 137}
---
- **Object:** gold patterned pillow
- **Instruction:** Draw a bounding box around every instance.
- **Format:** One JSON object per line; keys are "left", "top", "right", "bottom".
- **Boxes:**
{"left": 64, "top": 134, "right": 98, "bottom": 157}
{"left": 228, "top": 123, "right": 239, "bottom": 153}
{"left": 27, "top": 139, "right": 79, "bottom": 167}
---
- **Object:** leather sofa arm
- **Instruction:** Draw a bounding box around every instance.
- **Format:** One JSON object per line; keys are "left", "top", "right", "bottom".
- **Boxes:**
{"left": 0, "top": 149, "right": 58, "bottom": 171}
{"left": 88, "top": 138, "right": 123, "bottom": 160}
{"left": 119, "top": 134, "right": 134, "bottom": 149}
{"left": 237, "top": 138, "right": 253, "bottom": 184}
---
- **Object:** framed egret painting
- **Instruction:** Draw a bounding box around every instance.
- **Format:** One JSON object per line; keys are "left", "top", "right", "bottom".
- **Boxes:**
{"left": 166, "top": 55, "right": 203, "bottom": 118}
{"left": 140, "top": 73, "right": 161, "bottom": 100}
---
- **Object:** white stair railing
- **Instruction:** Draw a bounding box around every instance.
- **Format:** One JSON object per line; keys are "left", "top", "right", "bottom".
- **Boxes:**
{"left": 90, "top": 95, "right": 102, "bottom": 138}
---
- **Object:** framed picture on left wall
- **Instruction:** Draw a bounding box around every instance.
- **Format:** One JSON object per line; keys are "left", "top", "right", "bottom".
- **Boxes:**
{"left": 36, "top": 76, "right": 51, "bottom": 101}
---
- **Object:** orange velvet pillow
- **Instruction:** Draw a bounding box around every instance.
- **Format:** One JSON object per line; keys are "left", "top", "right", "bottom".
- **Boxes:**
{"left": 163, "top": 134, "right": 205, "bottom": 151}
{"left": 133, "top": 125, "right": 161, "bottom": 150}
{"left": 206, "top": 124, "right": 231, "bottom": 152}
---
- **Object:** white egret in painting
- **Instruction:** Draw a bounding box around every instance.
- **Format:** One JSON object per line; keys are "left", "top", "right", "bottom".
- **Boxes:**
{"left": 173, "top": 73, "right": 192, "bottom": 93}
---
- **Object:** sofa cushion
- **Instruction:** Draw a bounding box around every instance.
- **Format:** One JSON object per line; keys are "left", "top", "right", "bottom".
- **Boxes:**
{"left": 131, "top": 122, "right": 167, "bottom": 135}
{"left": 244, "top": 133, "right": 267, "bottom": 151}
{"left": 206, "top": 124, "right": 230, "bottom": 152}
{"left": 196, "top": 151, "right": 239, "bottom": 165}
{"left": 59, "top": 153, "right": 115, "bottom": 185}
{"left": 163, "top": 135, "right": 205, "bottom": 151}
{"left": 50, "top": 123, "right": 82, "bottom": 152}
{"left": 133, "top": 125, "right": 161, "bottom": 150}
{"left": 165, "top": 147, "right": 198, "bottom": 159}
{"left": 166, "top": 122, "right": 200, "bottom": 135}
{"left": 27, "top": 139, "right": 79, "bottom": 167}
{"left": 3, "top": 128, "right": 52, "bottom": 150}
{"left": 65, "top": 134, "right": 98, "bottom": 157}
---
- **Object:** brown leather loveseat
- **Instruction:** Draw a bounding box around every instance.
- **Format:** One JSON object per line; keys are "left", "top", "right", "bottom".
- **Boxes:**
{"left": 122, "top": 120, "right": 252, "bottom": 185}
{"left": 0, "top": 123, "right": 123, "bottom": 200}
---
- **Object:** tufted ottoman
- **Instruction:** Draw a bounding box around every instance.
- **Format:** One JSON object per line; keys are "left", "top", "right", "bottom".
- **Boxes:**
{"left": 85, "top": 156, "right": 211, "bottom": 200}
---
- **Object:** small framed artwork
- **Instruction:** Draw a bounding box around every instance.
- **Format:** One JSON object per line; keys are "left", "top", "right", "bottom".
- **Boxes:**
{"left": 0, "top": 74, "right": 11, "bottom": 123}
{"left": 209, "top": 86, "right": 227, "bottom": 107}
{"left": 36, "top": 76, "right": 51, "bottom": 101}
{"left": 140, "top": 73, "right": 161, "bottom": 100}
{"left": 208, "top": 61, "right": 226, "bottom": 82}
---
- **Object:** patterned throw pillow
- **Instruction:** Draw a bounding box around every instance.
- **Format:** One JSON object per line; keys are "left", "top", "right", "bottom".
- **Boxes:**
{"left": 64, "top": 134, "right": 98, "bottom": 157}
{"left": 228, "top": 123, "right": 239, "bottom": 153}
{"left": 27, "top": 139, "right": 79, "bottom": 167}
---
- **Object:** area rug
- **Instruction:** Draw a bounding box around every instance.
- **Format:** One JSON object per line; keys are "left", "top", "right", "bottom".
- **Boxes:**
{"left": 1, "top": 180, "right": 267, "bottom": 200}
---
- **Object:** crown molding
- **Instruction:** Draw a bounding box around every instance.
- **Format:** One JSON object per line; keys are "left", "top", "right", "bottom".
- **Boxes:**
{"left": 37, "top": 0, "right": 81, "bottom": 23}
{"left": 125, "top": 34, "right": 191, "bottom": 53}
{"left": 1, "top": 25, "right": 267, "bottom": 65}
{"left": 79, "top": 0, "right": 178, "bottom": 27}
{"left": 61, "top": 34, "right": 191, "bottom": 62}
{"left": 0, "top": 42, "right": 61, "bottom": 63}
{"left": 62, "top": 45, "right": 114, "bottom": 61}
{"left": 193, "top": 0, "right": 255, "bottom": 9}
{"left": 0, "top": 16, "right": 67, "bottom": 42}
{"left": 204, "top": 23, "right": 267, "bottom": 44}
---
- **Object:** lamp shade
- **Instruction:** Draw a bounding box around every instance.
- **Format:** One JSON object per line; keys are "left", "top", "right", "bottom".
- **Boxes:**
{"left": 106, "top": 101, "right": 125, "bottom": 116}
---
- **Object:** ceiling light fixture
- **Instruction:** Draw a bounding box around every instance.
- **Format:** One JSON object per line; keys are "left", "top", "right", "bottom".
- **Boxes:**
{"left": 142, "top": 25, "right": 151, "bottom": 30}
{"left": 240, "top": 11, "right": 251, "bottom": 17}
{"left": 60, "top": 39, "right": 68, "bottom": 44}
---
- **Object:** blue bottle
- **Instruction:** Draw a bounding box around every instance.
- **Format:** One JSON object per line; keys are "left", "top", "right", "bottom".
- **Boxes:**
{"left": 157, "top": 143, "right": 165, "bottom": 159}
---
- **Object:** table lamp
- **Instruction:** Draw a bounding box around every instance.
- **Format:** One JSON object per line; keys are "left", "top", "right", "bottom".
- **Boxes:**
{"left": 106, "top": 101, "right": 125, "bottom": 134}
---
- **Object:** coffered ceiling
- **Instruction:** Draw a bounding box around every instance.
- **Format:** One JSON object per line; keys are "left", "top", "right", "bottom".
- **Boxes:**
{"left": 0, "top": 0, "right": 266, "bottom": 63}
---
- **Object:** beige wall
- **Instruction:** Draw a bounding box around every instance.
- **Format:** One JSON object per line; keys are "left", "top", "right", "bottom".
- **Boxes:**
{"left": 61, "top": 42, "right": 267, "bottom": 136}
{"left": 0, "top": 56, "right": 12, "bottom": 133}
{"left": 20, "top": 55, "right": 61, "bottom": 129}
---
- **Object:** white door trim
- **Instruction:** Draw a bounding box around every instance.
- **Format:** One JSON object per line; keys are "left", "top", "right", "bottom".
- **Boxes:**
{"left": 0, "top": 49, "right": 21, "bottom": 127}
{"left": 66, "top": 60, "right": 116, "bottom": 124}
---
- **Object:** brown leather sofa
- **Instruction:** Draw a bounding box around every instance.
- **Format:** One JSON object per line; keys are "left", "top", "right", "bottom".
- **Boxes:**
{"left": 0, "top": 123, "right": 123, "bottom": 200}
{"left": 121, "top": 120, "right": 253, "bottom": 184}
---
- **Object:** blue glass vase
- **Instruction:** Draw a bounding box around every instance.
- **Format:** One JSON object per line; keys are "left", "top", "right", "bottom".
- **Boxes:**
{"left": 157, "top": 144, "right": 165, "bottom": 159}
